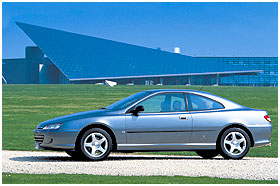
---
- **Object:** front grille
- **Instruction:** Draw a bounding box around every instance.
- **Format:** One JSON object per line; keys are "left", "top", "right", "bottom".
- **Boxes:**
{"left": 34, "top": 134, "right": 44, "bottom": 143}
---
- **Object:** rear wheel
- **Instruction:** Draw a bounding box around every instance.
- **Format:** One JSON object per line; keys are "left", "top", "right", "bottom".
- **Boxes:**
{"left": 76, "top": 128, "right": 112, "bottom": 161}
{"left": 219, "top": 128, "right": 250, "bottom": 159}
{"left": 196, "top": 150, "right": 219, "bottom": 159}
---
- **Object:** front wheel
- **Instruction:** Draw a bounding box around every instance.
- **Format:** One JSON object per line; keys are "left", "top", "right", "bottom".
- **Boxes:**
{"left": 196, "top": 150, "right": 219, "bottom": 159}
{"left": 77, "top": 128, "right": 112, "bottom": 161}
{"left": 219, "top": 128, "right": 250, "bottom": 159}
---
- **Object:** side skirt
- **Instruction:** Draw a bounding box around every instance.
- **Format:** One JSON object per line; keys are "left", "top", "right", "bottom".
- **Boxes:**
{"left": 117, "top": 143, "right": 216, "bottom": 151}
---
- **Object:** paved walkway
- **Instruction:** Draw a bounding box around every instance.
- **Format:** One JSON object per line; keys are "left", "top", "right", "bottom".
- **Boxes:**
{"left": 2, "top": 150, "right": 278, "bottom": 180}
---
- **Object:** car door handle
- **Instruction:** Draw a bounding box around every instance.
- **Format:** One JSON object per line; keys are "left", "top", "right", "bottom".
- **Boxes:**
{"left": 179, "top": 116, "right": 188, "bottom": 120}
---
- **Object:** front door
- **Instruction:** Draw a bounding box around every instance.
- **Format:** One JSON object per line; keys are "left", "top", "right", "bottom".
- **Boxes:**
{"left": 124, "top": 93, "right": 193, "bottom": 150}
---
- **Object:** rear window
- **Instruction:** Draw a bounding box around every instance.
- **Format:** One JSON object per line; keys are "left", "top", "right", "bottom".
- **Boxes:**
{"left": 186, "top": 94, "right": 224, "bottom": 111}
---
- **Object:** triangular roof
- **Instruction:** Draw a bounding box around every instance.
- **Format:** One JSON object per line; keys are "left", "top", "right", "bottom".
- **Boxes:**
{"left": 16, "top": 22, "right": 261, "bottom": 81}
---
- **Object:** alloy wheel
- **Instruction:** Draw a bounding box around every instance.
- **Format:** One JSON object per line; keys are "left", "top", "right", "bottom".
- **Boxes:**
{"left": 223, "top": 131, "right": 246, "bottom": 156}
{"left": 83, "top": 132, "right": 108, "bottom": 158}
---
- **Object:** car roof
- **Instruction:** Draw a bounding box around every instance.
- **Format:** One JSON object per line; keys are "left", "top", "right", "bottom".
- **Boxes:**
{"left": 145, "top": 89, "right": 207, "bottom": 94}
{"left": 144, "top": 89, "right": 221, "bottom": 100}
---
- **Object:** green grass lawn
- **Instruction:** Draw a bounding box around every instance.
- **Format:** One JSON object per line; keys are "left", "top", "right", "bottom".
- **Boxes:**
{"left": 2, "top": 84, "right": 278, "bottom": 157}
{"left": 2, "top": 173, "right": 277, "bottom": 184}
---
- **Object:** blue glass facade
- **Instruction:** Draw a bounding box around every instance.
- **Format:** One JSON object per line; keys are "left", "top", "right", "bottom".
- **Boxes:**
{"left": 2, "top": 58, "right": 26, "bottom": 84}
{"left": 198, "top": 57, "right": 278, "bottom": 86}
{"left": 2, "top": 48, "right": 277, "bottom": 86}
{"left": 16, "top": 22, "right": 259, "bottom": 82}
{"left": 2, "top": 22, "right": 277, "bottom": 86}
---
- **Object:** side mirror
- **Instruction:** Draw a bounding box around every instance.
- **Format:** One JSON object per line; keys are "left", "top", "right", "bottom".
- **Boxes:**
{"left": 130, "top": 105, "right": 144, "bottom": 116}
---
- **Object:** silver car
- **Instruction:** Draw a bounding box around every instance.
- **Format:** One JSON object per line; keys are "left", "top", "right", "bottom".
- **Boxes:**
{"left": 34, "top": 89, "right": 272, "bottom": 160}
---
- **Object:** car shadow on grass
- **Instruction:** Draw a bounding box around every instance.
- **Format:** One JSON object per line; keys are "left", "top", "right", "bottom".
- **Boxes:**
{"left": 9, "top": 154, "right": 225, "bottom": 162}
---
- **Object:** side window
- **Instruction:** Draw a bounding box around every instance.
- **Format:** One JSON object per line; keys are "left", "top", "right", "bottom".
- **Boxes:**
{"left": 136, "top": 93, "right": 187, "bottom": 113}
{"left": 187, "top": 94, "right": 224, "bottom": 111}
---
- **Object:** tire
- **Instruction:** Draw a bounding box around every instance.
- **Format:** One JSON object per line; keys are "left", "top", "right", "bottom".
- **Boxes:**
{"left": 219, "top": 128, "right": 250, "bottom": 160}
{"left": 76, "top": 128, "right": 112, "bottom": 161}
{"left": 196, "top": 150, "right": 219, "bottom": 159}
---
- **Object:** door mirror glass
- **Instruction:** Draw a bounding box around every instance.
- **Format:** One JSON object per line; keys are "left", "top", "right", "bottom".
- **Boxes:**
{"left": 136, "top": 105, "right": 144, "bottom": 112}
{"left": 130, "top": 105, "right": 144, "bottom": 116}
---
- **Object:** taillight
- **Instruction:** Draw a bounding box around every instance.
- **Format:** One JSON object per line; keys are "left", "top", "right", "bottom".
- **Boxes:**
{"left": 264, "top": 115, "right": 271, "bottom": 123}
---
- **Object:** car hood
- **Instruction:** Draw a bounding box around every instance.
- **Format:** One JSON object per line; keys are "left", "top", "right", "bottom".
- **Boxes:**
{"left": 37, "top": 109, "right": 114, "bottom": 128}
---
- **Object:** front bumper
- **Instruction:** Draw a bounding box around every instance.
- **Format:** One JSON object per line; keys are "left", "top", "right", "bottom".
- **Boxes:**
{"left": 34, "top": 129, "right": 80, "bottom": 150}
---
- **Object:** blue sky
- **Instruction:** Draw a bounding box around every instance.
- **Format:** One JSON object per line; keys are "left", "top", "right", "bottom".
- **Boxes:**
{"left": 2, "top": 2, "right": 278, "bottom": 58}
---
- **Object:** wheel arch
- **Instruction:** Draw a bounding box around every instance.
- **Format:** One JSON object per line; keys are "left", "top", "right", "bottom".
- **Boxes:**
{"left": 216, "top": 123, "right": 254, "bottom": 147}
{"left": 75, "top": 122, "right": 118, "bottom": 151}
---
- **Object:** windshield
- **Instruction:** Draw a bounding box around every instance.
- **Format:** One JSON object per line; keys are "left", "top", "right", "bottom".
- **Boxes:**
{"left": 105, "top": 91, "right": 151, "bottom": 110}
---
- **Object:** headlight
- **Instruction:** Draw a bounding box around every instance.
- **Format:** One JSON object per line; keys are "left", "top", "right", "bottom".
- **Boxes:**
{"left": 43, "top": 123, "right": 62, "bottom": 130}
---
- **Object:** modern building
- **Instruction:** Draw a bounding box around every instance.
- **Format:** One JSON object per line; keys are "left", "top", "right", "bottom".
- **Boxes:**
{"left": 2, "top": 22, "right": 278, "bottom": 86}
{"left": 198, "top": 57, "right": 278, "bottom": 87}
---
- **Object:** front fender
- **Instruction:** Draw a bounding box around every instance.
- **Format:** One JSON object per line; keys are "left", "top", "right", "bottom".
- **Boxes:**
{"left": 67, "top": 115, "right": 126, "bottom": 146}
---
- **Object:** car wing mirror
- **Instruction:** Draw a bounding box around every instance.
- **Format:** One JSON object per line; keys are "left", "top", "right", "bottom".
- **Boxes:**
{"left": 130, "top": 105, "right": 144, "bottom": 116}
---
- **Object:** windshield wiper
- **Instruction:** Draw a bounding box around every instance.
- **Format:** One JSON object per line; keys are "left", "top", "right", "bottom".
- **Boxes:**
{"left": 99, "top": 107, "right": 108, "bottom": 110}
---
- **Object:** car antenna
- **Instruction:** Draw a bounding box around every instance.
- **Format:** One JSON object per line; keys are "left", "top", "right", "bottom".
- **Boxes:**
{"left": 199, "top": 85, "right": 204, "bottom": 91}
